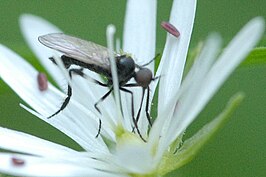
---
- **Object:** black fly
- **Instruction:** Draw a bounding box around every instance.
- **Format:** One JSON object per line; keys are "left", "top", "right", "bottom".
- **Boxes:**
{"left": 38, "top": 33, "right": 158, "bottom": 140}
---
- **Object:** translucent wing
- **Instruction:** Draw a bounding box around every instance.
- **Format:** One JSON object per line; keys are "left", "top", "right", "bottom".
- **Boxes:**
{"left": 38, "top": 33, "right": 111, "bottom": 70}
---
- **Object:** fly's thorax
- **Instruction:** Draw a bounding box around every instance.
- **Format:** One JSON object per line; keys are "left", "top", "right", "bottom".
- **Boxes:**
{"left": 116, "top": 55, "right": 136, "bottom": 84}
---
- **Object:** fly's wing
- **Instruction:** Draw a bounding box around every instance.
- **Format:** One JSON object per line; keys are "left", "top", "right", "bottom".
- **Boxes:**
{"left": 38, "top": 33, "right": 111, "bottom": 70}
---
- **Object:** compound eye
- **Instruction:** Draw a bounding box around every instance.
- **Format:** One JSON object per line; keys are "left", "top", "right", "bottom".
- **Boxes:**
{"left": 135, "top": 68, "right": 153, "bottom": 88}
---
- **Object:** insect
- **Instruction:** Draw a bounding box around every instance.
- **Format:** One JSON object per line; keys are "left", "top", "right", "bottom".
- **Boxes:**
{"left": 38, "top": 33, "right": 158, "bottom": 139}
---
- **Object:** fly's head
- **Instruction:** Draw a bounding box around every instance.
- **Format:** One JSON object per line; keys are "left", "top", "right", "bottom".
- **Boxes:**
{"left": 134, "top": 68, "right": 153, "bottom": 88}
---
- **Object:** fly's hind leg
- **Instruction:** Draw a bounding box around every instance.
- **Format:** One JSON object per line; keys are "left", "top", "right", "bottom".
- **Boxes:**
{"left": 69, "top": 68, "right": 111, "bottom": 138}
{"left": 69, "top": 68, "right": 108, "bottom": 87}
{"left": 120, "top": 87, "right": 146, "bottom": 142}
{"left": 48, "top": 84, "right": 72, "bottom": 118}
{"left": 134, "top": 87, "right": 152, "bottom": 127}
{"left": 47, "top": 68, "right": 81, "bottom": 118}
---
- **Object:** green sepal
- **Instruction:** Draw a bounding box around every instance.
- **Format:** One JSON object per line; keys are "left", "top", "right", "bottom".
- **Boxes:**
{"left": 158, "top": 92, "right": 245, "bottom": 176}
{"left": 241, "top": 47, "right": 266, "bottom": 67}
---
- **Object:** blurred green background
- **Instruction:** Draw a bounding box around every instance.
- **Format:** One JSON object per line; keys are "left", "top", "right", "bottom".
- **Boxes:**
{"left": 0, "top": 1, "right": 265, "bottom": 177}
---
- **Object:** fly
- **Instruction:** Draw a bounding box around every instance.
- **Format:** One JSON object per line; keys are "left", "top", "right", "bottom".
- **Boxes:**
{"left": 38, "top": 33, "right": 158, "bottom": 140}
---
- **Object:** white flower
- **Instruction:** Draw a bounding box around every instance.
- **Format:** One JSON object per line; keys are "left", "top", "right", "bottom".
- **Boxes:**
{"left": 0, "top": 0, "right": 264, "bottom": 176}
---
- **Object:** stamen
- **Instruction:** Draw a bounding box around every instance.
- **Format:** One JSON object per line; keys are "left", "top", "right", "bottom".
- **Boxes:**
{"left": 37, "top": 72, "right": 48, "bottom": 91}
{"left": 11, "top": 157, "right": 25, "bottom": 166}
{"left": 161, "top": 21, "right": 180, "bottom": 38}
{"left": 106, "top": 25, "right": 123, "bottom": 122}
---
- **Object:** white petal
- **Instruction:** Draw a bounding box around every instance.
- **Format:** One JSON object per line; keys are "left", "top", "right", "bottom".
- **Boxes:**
{"left": 0, "top": 127, "right": 76, "bottom": 156}
{"left": 0, "top": 45, "right": 109, "bottom": 152}
{"left": 150, "top": 33, "right": 222, "bottom": 160}
{"left": 0, "top": 153, "right": 127, "bottom": 177}
{"left": 20, "top": 14, "right": 119, "bottom": 134}
{"left": 147, "top": 0, "right": 197, "bottom": 156}
{"left": 196, "top": 17, "right": 265, "bottom": 117}
{"left": 19, "top": 14, "right": 66, "bottom": 89}
{"left": 164, "top": 34, "right": 222, "bottom": 143}
{"left": 155, "top": 0, "right": 197, "bottom": 114}
{"left": 21, "top": 103, "right": 112, "bottom": 151}
{"left": 0, "top": 128, "right": 121, "bottom": 172}
{"left": 0, "top": 44, "right": 61, "bottom": 117}
{"left": 122, "top": 0, "right": 157, "bottom": 134}
{"left": 166, "top": 17, "right": 265, "bottom": 150}
{"left": 69, "top": 73, "right": 118, "bottom": 137}
{"left": 115, "top": 137, "right": 154, "bottom": 174}
{"left": 123, "top": 0, "right": 156, "bottom": 65}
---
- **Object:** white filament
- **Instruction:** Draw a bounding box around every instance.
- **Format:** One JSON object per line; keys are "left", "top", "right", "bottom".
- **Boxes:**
{"left": 106, "top": 25, "right": 123, "bottom": 123}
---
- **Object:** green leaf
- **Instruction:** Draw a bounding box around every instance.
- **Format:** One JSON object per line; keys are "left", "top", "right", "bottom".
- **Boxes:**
{"left": 159, "top": 93, "right": 245, "bottom": 176}
{"left": 241, "top": 47, "right": 266, "bottom": 67}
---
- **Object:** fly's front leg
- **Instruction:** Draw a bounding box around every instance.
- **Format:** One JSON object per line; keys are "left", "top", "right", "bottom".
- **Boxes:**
{"left": 120, "top": 87, "right": 146, "bottom": 142}
{"left": 145, "top": 87, "right": 152, "bottom": 126}
{"left": 135, "top": 88, "right": 145, "bottom": 124}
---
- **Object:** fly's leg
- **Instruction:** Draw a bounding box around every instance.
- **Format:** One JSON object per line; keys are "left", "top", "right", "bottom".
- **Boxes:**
{"left": 136, "top": 88, "right": 145, "bottom": 123}
{"left": 134, "top": 88, "right": 152, "bottom": 133}
{"left": 119, "top": 87, "right": 135, "bottom": 123}
{"left": 135, "top": 88, "right": 145, "bottom": 124}
{"left": 49, "top": 56, "right": 71, "bottom": 69}
{"left": 94, "top": 88, "right": 113, "bottom": 137}
{"left": 48, "top": 84, "right": 72, "bottom": 118}
{"left": 120, "top": 87, "right": 146, "bottom": 142}
{"left": 48, "top": 68, "right": 109, "bottom": 138}
{"left": 48, "top": 68, "right": 108, "bottom": 118}
{"left": 70, "top": 68, "right": 112, "bottom": 138}
{"left": 145, "top": 87, "right": 152, "bottom": 126}
{"left": 69, "top": 68, "right": 108, "bottom": 87}
{"left": 94, "top": 87, "right": 113, "bottom": 113}
{"left": 123, "top": 83, "right": 152, "bottom": 130}
{"left": 121, "top": 83, "right": 138, "bottom": 132}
